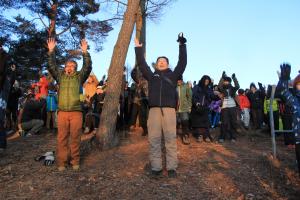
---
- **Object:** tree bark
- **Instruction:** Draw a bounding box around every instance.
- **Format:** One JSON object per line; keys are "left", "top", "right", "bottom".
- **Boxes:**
{"left": 96, "top": 0, "right": 141, "bottom": 150}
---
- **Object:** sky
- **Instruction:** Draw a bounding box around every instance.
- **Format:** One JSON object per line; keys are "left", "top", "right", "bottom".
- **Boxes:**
{"left": 88, "top": 0, "right": 300, "bottom": 88}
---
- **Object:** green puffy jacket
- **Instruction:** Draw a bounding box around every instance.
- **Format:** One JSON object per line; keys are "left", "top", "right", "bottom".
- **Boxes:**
{"left": 177, "top": 83, "right": 192, "bottom": 113}
{"left": 48, "top": 51, "right": 92, "bottom": 111}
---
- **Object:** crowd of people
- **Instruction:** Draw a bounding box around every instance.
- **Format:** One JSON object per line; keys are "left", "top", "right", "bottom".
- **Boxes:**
{"left": 0, "top": 34, "right": 299, "bottom": 178}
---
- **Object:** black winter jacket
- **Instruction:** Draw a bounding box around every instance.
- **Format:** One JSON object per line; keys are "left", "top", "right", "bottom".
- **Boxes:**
{"left": 135, "top": 44, "right": 187, "bottom": 108}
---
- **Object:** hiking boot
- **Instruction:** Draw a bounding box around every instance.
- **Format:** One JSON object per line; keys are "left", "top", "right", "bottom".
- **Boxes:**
{"left": 182, "top": 135, "right": 190, "bottom": 145}
{"left": 58, "top": 166, "right": 66, "bottom": 172}
{"left": 168, "top": 170, "right": 177, "bottom": 178}
{"left": 72, "top": 165, "right": 80, "bottom": 171}
{"left": 150, "top": 170, "right": 163, "bottom": 179}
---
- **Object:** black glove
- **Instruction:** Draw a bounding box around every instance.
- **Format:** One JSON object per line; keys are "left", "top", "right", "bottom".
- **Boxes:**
{"left": 222, "top": 71, "right": 226, "bottom": 78}
{"left": 232, "top": 73, "right": 236, "bottom": 79}
{"left": 258, "top": 82, "right": 263, "bottom": 90}
{"left": 177, "top": 32, "right": 187, "bottom": 44}
{"left": 280, "top": 63, "right": 291, "bottom": 81}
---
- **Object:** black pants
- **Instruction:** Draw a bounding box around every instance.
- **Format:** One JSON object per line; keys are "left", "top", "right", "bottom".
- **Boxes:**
{"left": 282, "top": 114, "right": 295, "bottom": 145}
{"left": 266, "top": 111, "right": 279, "bottom": 131}
{"left": 219, "top": 107, "right": 238, "bottom": 140}
{"left": 129, "top": 100, "right": 149, "bottom": 132}
{"left": 251, "top": 108, "right": 263, "bottom": 129}
{"left": 296, "top": 144, "right": 300, "bottom": 176}
{"left": 0, "top": 123, "right": 6, "bottom": 149}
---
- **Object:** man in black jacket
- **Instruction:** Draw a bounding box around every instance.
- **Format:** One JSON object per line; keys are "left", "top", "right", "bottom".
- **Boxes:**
{"left": 134, "top": 33, "right": 187, "bottom": 178}
{"left": 247, "top": 83, "right": 265, "bottom": 130}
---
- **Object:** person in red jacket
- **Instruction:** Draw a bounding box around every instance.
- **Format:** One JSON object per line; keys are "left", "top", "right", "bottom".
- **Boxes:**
{"left": 238, "top": 89, "right": 251, "bottom": 129}
{"left": 32, "top": 71, "right": 49, "bottom": 100}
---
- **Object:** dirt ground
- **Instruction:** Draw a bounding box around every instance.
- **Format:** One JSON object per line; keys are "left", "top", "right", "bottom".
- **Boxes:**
{"left": 0, "top": 128, "right": 300, "bottom": 200}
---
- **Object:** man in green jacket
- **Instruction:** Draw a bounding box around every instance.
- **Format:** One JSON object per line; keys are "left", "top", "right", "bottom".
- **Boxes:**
{"left": 176, "top": 75, "right": 192, "bottom": 145}
{"left": 47, "top": 38, "right": 92, "bottom": 171}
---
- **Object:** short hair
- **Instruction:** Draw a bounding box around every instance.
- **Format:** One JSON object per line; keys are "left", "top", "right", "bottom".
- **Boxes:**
{"left": 65, "top": 60, "right": 78, "bottom": 69}
{"left": 156, "top": 56, "right": 169, "bottom": 64}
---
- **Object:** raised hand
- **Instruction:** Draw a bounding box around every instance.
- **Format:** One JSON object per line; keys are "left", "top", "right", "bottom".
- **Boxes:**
{"left": 280, "top": 63, "right": 291, "bottom": 81}
{"left": 80, "top": 39, "right": 88, "bottom": 53}
{"left": 134, "top": 38, "right": 143, "bottom": 47}
{"left": 47, "top": 38, "right": 56, "bottom": 52}
{"left": 11, "top": 64, "right": 16, "bottom": 71}
{"left": 232, "top": 73, "right": 236, "bottom": 79}
{"left": 177, "top": 32, "right": 187, "bottom": 45}
{"left": 222, "top": 71, "right": 226, "bottom": 78}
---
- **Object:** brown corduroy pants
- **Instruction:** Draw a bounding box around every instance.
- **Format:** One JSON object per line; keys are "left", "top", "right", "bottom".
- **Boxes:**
{"left": 57, "top": 111, "right": 82, "bottom": 167}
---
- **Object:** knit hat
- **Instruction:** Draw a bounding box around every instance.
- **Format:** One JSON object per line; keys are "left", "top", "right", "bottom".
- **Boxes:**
{"left": 293, "top": 73, "right": 300, "bottom": 88}
{"left": 238, "top": 89, "right": 244, "bottom": 95}
{"left": 250, "top": 83, "right": 257, "bottom": 89}
{"left": 223, "top": 76, "right": 232, "bottom": 83}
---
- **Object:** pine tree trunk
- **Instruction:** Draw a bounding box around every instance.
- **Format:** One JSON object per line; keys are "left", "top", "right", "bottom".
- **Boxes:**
{"left": 96, "top": 0, "right": 141, "bottom": 150}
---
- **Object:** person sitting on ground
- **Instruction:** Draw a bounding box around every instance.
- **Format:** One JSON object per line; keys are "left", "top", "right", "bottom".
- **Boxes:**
{"left": 134, "top": 33, "right": 187, "bottom": 178}
{"left": 18, "top": 92, "right": 45, "bottom": 137}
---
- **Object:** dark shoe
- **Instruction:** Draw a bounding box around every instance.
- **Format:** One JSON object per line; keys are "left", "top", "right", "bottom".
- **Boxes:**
{"left": 142, "top": 129, "right": 148, "bottom": 136}
{"left": 168, "top": 170, "right": 177, "bottom": 178}
{"left": 151, "top": 170, "right": 163, "bottom": 179}
{"left": 182, "top": 135, "right": 190, "bottom": 145}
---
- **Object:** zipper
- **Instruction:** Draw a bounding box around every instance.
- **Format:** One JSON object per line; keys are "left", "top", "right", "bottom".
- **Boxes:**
{"left": 159, "top": 74, "right": 163, "bottom": 116}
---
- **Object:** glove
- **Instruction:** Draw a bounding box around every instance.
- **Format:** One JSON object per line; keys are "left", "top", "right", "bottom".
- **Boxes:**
{"left": 280, "top": 63, "right": 291, "bottom": 81}
{"left": 177, "top": 32, "right": 187, "bottom": 44}
{"left": 222, "top": 71, "right": 226, "bottom": 78}
{"left": 232, "top": 73, "right": 236, "bottom": 79}
{"left": 258, "top": 82, "right": 263, "bottom": 90}
{"left": 43, "top": 151, "right": 55, "bottom": 166}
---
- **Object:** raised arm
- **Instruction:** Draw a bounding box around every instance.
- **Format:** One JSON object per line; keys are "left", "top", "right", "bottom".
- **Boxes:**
{"left": 277, "top": 63, "right": 297, "bottom": 107}
{"left": 79, "top": 39, "right": 92, "bottom": 84}
{"left": 173, "top": 33, "right": 187, "bottom": 79}
{"left": 232, "top": 73, "right": 240, "bottom": 91}
{"left": 47, "top": 38, "right": 60, "bottom": 82}
{"left": 134, "top": 38, "right": 153, "bottom": 81}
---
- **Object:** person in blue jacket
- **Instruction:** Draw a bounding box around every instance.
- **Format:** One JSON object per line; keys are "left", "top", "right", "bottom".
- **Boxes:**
{"left": 277, "top": 63, "right": 300, "bottom": 176}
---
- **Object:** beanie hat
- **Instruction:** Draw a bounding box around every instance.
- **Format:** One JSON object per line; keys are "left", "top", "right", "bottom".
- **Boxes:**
{"left": 293, "top": 73, "right": 300, "bottom": 88}
{"left": 238, "top": 89, "right": 244, "bottom": 95}
{"left": 223, "top": 76, "right": 232, "bottom": 83}
{"left": 250, "top": 83, "right": 257, "bottom": 89}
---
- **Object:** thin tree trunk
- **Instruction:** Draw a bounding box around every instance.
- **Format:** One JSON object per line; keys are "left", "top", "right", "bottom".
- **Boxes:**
{"left": 96, "top": 0, "right": 141, "bottom": 150}
{"left": 48, "top": 1, "right": 58, "bottom": 37}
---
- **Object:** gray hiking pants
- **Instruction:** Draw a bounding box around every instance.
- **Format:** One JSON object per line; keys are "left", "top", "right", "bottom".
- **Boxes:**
{"left": 148, "top": 107, "right": 178, "bottom": 171}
